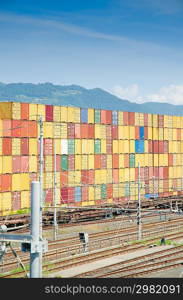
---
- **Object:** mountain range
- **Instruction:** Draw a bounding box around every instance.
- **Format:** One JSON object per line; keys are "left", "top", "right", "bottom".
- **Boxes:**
{"left": 0, "top": 82, "right": 182, "bottom": 116}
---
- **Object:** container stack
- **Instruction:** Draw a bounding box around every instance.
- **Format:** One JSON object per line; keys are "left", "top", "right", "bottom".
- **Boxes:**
{"left": 0, "top": 102, "right": 183, "bottom": 215}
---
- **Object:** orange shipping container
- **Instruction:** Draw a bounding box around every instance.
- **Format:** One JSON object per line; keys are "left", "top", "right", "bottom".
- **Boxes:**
{"left": 21, "top": 103, "right": 29, "bottom": 120}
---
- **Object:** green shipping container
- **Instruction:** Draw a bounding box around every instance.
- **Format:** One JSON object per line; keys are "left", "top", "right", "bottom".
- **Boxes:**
{"left": 68, "top": 139, "right": 75, "bottom": 154}
{"left": 94, "top": 139, "right": 101, "bottom": 154}
{"left": 95, "top": 109, "right": 101, "bottom": 123}
{"left": 129, "top": 154, "right": 135, "bottom": 167}
{"left": 61, "top": 155, "right": 68, "bottom": 171}
{"left": 125, "top": 182, "right": 130, "bottom": 196}
{"left": 101, "top": 184, "right": 107, "bottom": 199}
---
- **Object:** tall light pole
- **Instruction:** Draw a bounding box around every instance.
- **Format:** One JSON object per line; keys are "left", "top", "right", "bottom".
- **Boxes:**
{"left": 38, "top": 116, "right": 44, "bottom": 277}
{"left": 53, "top": 139, "right": 58, "bottom": 240}
{"left": 137, "top": 163, "right": 142, "bottom": 240}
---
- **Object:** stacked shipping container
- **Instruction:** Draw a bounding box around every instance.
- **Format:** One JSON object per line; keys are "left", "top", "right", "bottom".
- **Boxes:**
{"left": 0, "top": 102, "right": 183, "bottom": 215}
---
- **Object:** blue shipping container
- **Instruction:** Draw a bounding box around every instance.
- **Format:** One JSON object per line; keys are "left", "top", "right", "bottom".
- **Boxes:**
{"left": 139, "top": 127, "right": 144, "bottom": 139}
{"left": 145, "top": 193, "right": 159, "bottom": 199}
{"left": 81, "top": 108, "right": 88, "bottom": 123}
{"left": 75, "top": 186, "right": 81, "bottom": 202}
{"left": 135, "top": 140, "right": 144, "bottom": 153}
{"left": 112, "top": 111, "right": 118, "bottom": 125}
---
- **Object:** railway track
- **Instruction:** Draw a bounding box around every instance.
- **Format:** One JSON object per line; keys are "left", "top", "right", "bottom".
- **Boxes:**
{"left": 1, "top": 229, "right": 183, "bottom": 278}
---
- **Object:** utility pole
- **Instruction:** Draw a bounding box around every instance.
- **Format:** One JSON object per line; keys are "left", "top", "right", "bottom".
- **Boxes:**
{"left": 53, "top": 139, "right": 58, "bottom": 240}
{"left": 137, "top": 163, "right": 142, "bottom": 240}
{"left": 38, "top": 116, "right": 44, "bottom": 277}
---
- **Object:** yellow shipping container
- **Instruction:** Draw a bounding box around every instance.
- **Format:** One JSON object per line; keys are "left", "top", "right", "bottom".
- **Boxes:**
{"left": 75, "top": 139, "right": 81, "bottom": 154}
{"left": 74, "top": 171, "right": 81, "bottom": 184}
{"left": 173, "top": 128, "right": 177, "bottom": 140}
{"left": 152, "top": 114, "right": 158, "bottom": 127}
{"left": 107, "top": 155, "right": 112, "bottom": 169}
{"left": 172, "top": 116, "right": 177, "bottom": 128}
{"left": 88, "top": 108, "right": 94, "bottom": 123}
{"left": 37, "top": 104, "right": 45, "bottom": 121}
{"left": 44, "top": 172, "right": 53, "bottom": 189}
{"left": 0, "top": 102, "right": 12, "bottom": 119}
{"left": 144, "top": 153, "right": 149, "bottom": 166}
{"left": 29, "top": 103, "right": 37, "bottom": 120}
{"left": 75, "top": 155, "right": 81, "bottom": 170}
{"left": 144, "top": 140, "right": 148, "bottom": 153}
{"left": 43, "top": 122, "right": 53, "bottom": 138}
{"left": 152, "top": 127, "right": 159, "bottom": 140}
{"left": 101, "top": 169, "right": 107, "bottom": 184}
{"left": 89, "top": 186, "right": 94, "bottom": 200}
{"left": 95, "top": 124, "right": 101, "bottom": 139}
{"left": 95, "top": 170, "right": 101, "bottom": 184}
{"left": 159, "top": 154, "right": 168, "bottom": 166}
{"left": 129, "top": 126, "right": 135, "bottom": 139}
{"left": 148, "top": 127, "right": 152, "bottom": 140}
{"left": 88, "top": 139, "right": 94, "bottom": 154}
{"left": 101, "top": 139, "right": 106, "bottom": 153}
{"left": 1, "top": 192, "right": 12, "bottom": 213}
{"left": 21, "top": 191, "right": 30, "bottom": 209}
{"left": 100, "top": 125, "right": 106, "bottom": 139}
{"left": 124, "top": 126, "right": 129, "bottom": 139}
{"left": 164, "top": 115, "right": 168, "bottom": 128}
{"left": 54, "top": 139, "right": 61, "bottom": 154}
{"left": 81, "top": 155, "right": 88, "bottom": 169}
{"left": 45, "top": 155, "right": 53, "bottom": 172}
{"left": 55, "top": 188, "right": 60, "bottom": 204}
{"left": 154, "top": 154, "right": 159, "bottom": 166}
{"left": 119, "top": 140, "right": 124, "bottom": 153}
{"left": 130, "top": 168, "right": 135, "bottom": 181}
{"left": 12, "top": 174, "right": 21, "bottom": 191}
{"left": 68, "top": 107, "right": 75, "bottom": 123}
{"left": 124, "top": 168, "right": 129, "bottom": 181}
{"left": 0, "top": 157, "right": 2, "bottom": 173}
{"left": 12, "top": 138, "right": 21, "bottom": 155}
{"left": 158, "top": 128, "right": 164, "bottom": 140}
{"left": 21, "top": 173, "right": 30, "bottom": 190}
{"left": 12, "top": 102, "right": 21, "bottom": 119}
{"left": 119, "top": 154, "right": 124, "bottom": 168}
{"left": 118, "top": 111, "right": 123, "bottom": 125}
{"left": 29, "top": 138, "right": 38, "bottom": 155}
{"left": 88, "top": 154, "right": 94, "bottom": 169}
{"left": 118, "top": 183, "right": 124, "bottom": 197}
{"left": 164, "top": 128, "right": 168, "bottom": 140}
{"left": 82, "top": 139, "right": 88, "bottom": 154}
{"left": 53, "top": 106, "right": 61, "bottom": 122}
{"left": 0, "top": 122, "right": 2, "bottom": 137}
{"left": 113, "top": 184, "right": 118, "bottom": 197}
{"left": 139, "top": 113, "right": 144, "bottom": 126}
{"left": 95, "top": 186, "right": 101, "bottom": 199}
{"left": 60, "top": 106, "right": 68, "bottom": 122}
{"left": 124, "top": 140, "right": 129, "bottom": 153}
{"left": 113, "top": 140, "right": 118, "bottom": 153}
{"left": 119, "top": 168, "right": 125, "bottom": 182}
{"left": 181, "top": 117, "right": 183, "bottom": 128}
{"left": 56, "top": 173, "right": 60, "bottom": 187}
{"left": 68, "top": 171, "right": 75, "bottom": 186}
{"left": 2, "top": 156, "right": 12, "bottom": 173}
{"left": 118, "top": 126, "right": 123, "bottom": 139}
{"left": 148, "top": 114, "right": 152, "bottom": 127}
{"left": 60, "top": 123, "right": 67, "bottom": 138}
{"left": 106, "top": 169, "right": 112, "bottom": 183}
{"left": 135, "top": 112, "right": 140, "bottom": 126}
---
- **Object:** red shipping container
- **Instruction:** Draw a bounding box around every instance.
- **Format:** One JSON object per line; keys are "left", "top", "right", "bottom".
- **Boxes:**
{"left": 88, "top": 124, "right": 94, "bottom": 139}
{"left": 101, "top": 110, "right": 107, "bottom": 124}
{"left": 82, "top": 186, "right": 88, "bottom": 201}
{"left": 144, "top": 167, "right": 149, "bottom": 180}
{"left": 163, "top": 167, "right": 169, "bottom": 179}
{"left": 106, "top": 125, "right": 112, "bottom": 139}
{"left": 106, "top": 140, "right": 112, "bottom": 154}
{"left": 68, "top": 155, "right": 75, "bottom": 170}
{"left": 81, "top": 170, "right": 88, "bottom": 184}
{"left": 21, "top": 103, "right": 29, "bottom": 120}
{"left": 45, "top": 189, "right": 53, "bottom": 204}
{"left": 106, "top": 110, "right": 112, "bottom": 124}
{"left": 123, "top": 112, "right": 128, "bottom": 125}
{"left": 21, "top": 156, "right": 29, "bottom": 173}
{"left": 148, "top": 140, "right": 153, "bottom": 153}
{"left": 113, "top": 154, "right": 119, "bottom": 169}
{"left": 140, "top": 167, "right": 145, "bottom": 181}
{"left": 107, "top": 184, "right": 113, "bottom": 198}
{"left": 145, "top": 180, "right": 149, "bottom": 194}
{"left": 159, "top": 141, "right": 164, "bottom": 153}
{"left": 168, "top": 154, "right": 173, "bottom": 166}
{"left": 164, "top": 141, "right": 168, "bottom": 153}
{"left": 44, "top": 139, "right": 53, "bottom": 155}
{"left": 3, "top": 138, "right": 12, "bottom": 155}
{"left": 81, "top": 124, "right": 88, "bottom": 138}
{"left": 149, "top": 167, "right": 154, "bottom": 179}
{"left": 124, "top": 154, "right": 129, "bottom": 168}
{"left": 1, "top": 174, "right": 12, "bottom": 192}
{"left": 12, "top": 120, "right": 21, "bottom": 137}
{"left": 101, "top": 154, "right": 107, "bottom": 168}
{"left": 68, "top": 187, "right": 75, "bottom": 203}
{"left": 153, "top": 141, "right": 159, "bottom": 153}
{"left": 128, "top": 112, "right": 135, "bottom": 125}
{"left": 45, "top": 105, "right": 53, "bottom": 122}
{"left": 75, "top": 124, "right": 81, "bottom": 138}
{"left": 20, "top": 120, "right": 29, "bottom": 137}
{"left": 159, "top": 167, "right": 164, "bottom": 179}
{"left": 21, "top": 138, "right": 29, "bottom": 155}
{"left": 154, "top": 167, "right": 159, "bottom": 178}
{"left": 88, "top": 170, "right": 94, "bottom": 184}
{"left": 60, "top": 171, "right": 68, "bottom": 186}
{"left": 61, "top": 187, "right": 68, "bottom": 203}
{"left": 68, "top": 123, "right": 75, "bottom": 139}
{"left": 144, "top": 113, "right": 148, "bottom": 126}
{"left": 12, "top": 191, "right": 21, "bottom": 210}
{"left": 158, "top": 115, "right": 164, "bottom": 127}
{"left": 12, "top": 156, "right": 21, "bottom": 173}
{"left": 177, "top": 128, "right": 181, "bottom": 140}
{"left": 28, "top": 121, "right": 37, "bottom": 137}
{"left": 112, "top": 125, "right": 118, "bottom": 139}
{"left": 144, "top": 127, "right": 148, "bottom": 139}
{"left": 3, "top": 120, "right": 11, "bottom": 137}
{"left": 135, "top": 127, "right": 139, "bottom": 139}
{"left": 113, "top": 169, "right": 119, "bottom": 183}
{"left": 94, "top": 154, "right": 101, "bottom": 169}
{"left": 56, "top": 155, "right": 61, "bottom": 171}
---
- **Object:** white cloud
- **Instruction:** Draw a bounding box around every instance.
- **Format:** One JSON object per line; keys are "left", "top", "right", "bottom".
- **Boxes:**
{"left": 110, "top": 84, "right": 183, "bottom": 105}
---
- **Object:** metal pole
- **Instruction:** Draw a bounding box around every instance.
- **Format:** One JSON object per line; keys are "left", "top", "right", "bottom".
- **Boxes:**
{"left": 38, "top": 116, "right": 43, "bottom": 277}
{"left": 53, "top": 139, "right": 58, "bottom": 240}
{"left": 137, "top": 163, "right": 142, "bottom": 240}
{"left": 30, "top": 181, "right": 40, "bottom": 278}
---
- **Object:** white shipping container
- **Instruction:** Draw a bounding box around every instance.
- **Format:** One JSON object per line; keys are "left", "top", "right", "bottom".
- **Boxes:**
{"left": 61, "top": 139, "right": 68, "bottom": 154}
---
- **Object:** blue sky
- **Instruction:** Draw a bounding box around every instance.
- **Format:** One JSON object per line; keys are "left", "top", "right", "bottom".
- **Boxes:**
{"left": 0, "top": 0, "right": 183, "bottom": 104}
